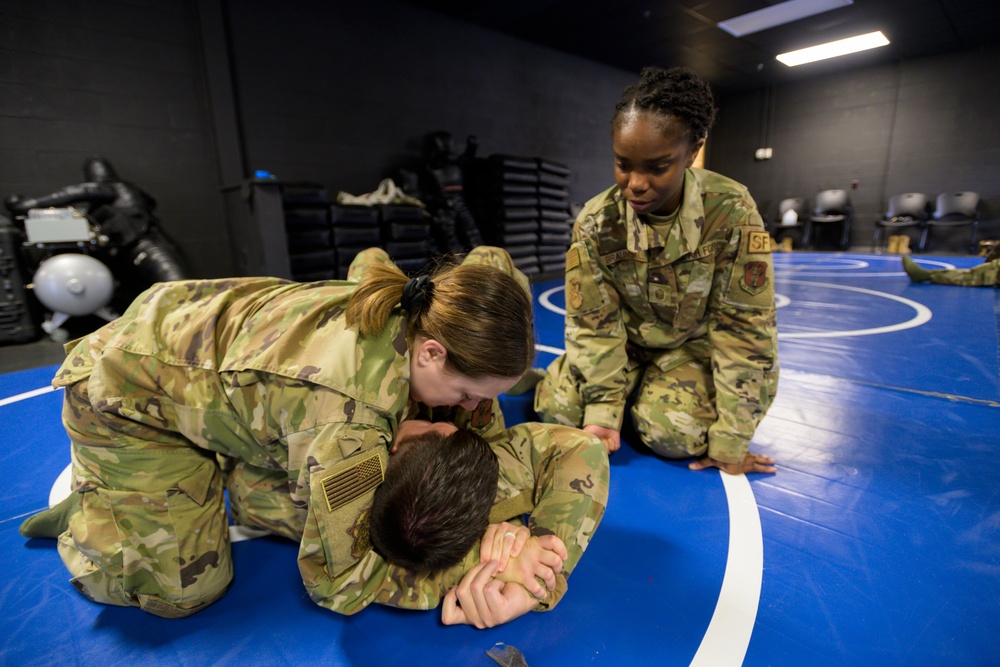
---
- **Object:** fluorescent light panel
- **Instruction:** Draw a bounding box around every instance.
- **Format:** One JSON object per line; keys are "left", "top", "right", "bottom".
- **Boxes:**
{"left": 717, "top": 0, "right": 853, "bottom": 37}
{"left": 776, "top": 31, "right": 890, "bottom": 66}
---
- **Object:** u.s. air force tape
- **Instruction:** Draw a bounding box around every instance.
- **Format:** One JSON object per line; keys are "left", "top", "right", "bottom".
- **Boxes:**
{"left": 321, "top": 452, "right": 385, "bottom": 513}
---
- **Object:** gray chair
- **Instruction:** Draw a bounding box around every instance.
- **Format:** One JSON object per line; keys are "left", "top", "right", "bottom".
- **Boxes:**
{"left": 872, "top": 193, "right": 928, "bottom": 251}
{"left": 918, "top": 192, "right": 980, "bottom": 253}
{"left": 806, "top": 189, "right": 852, "bottom": 250}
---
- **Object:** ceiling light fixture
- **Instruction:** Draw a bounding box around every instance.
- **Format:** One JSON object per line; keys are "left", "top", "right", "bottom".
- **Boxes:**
{"left": 776, "top": 31, "right": 890, "bottom": 66}
{"left": 717, "top": 0, "right": 853, "bottom": 38}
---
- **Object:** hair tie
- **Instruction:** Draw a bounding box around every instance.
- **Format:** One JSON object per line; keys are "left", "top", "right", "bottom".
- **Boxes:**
{"left": 401, "top": 275, "right": 432, "bottom": 313}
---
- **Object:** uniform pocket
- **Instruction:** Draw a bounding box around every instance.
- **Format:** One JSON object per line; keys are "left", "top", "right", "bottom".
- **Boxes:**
{"left": 672, "top": 257, "right": 715, "bottom": 331}
{"left": 646, "top": 269, "right": 677, "bottom": 323}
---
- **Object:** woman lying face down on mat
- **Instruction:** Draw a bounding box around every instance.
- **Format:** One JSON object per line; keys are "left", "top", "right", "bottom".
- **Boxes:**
{"left": 529, "top": 66, "right": 779, "bottom": 475}
{"left": 18, "top": 246, "right": 608, "bottom": 627}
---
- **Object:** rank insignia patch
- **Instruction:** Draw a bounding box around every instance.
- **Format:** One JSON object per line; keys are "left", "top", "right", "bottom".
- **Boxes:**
{"left": 321, "top": 452, "right": 384, "bottom": 513}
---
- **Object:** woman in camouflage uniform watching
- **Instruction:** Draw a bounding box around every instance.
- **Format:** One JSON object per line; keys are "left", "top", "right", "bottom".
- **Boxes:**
{"left": 19, "top": 247, "right": 609, "bottom": 623}
{"left": 533, "top": 66, "right": 779, "bottom": 475}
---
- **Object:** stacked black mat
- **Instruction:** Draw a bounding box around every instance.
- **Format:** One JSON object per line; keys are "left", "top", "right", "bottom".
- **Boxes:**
{"left": 468, "top": 155, "right": 574, "bottom": 276}
{"left": 329, "top": 204, "right": 381, "bottom": 280}
{"left": 284, "top": 183, "right": 435, "bottom": 281}
{"left": 379, "top": 204, "right": 433, "bottom": 276}
{"left": 283, "top": 183, "right": 337, "bottom": 281}
{"left": 535, "top": 159, "right": 573, "bottom": 274}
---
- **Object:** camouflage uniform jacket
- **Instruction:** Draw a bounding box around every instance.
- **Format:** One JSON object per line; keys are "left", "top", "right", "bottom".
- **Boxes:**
{"left": 564, "top": 168, "right": 779, "bottom": 463}
{"left": 52, "top": 277, "right": 506, "bottom": 615}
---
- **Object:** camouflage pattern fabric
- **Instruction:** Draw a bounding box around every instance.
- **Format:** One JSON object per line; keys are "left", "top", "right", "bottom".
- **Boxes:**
{"left": 324, "top": 421, "right": 609, "bottom": 613}
{"left": 46, "top": 246, "right": 597, "bottom": 618}
{"left": 927, "top": 258, "right": 1000, "bottom": 286}
{"left": 535, "top": 168, "right": 779, "bottom": 465}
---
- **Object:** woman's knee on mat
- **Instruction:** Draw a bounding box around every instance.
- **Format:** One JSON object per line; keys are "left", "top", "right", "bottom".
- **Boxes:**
{"left": 631, "top": 401, "right": 711, "bottom": 459}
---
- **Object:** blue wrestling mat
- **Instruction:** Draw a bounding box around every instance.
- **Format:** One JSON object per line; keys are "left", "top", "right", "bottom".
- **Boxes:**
{"left": 1, "top": 252, "right": 998, "bottom": 666}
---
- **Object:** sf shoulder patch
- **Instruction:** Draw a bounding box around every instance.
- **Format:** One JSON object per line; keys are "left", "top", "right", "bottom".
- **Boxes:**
{"left": 321, "top": 451, "right": 385, "bottom": 513}
{"left": 723, "top": 227, "right": 775, "bottom": 309}
{"left": 747, "top": 230, "right": 771, "bottom": 254}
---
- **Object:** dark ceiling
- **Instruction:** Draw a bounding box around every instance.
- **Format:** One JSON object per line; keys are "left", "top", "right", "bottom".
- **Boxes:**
{"left": 399, "top": 0, "right": 1000, "bottom": 95}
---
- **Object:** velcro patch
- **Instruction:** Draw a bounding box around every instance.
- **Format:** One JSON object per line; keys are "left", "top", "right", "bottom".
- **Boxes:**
{"left": 566, "top": 246, "right": 580, "bottom": 271}
{"left": 747, "top": 230, "right": 771, "bottom": 254}
{"left": 321, "top": 452, "right": 384, "bottom": 513}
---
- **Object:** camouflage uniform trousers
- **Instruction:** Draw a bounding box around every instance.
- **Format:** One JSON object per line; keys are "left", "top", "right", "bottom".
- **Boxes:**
{"left": 535, "top": 346, "right": 722, "bottom": 460}
{"left": 57, "top": 379, "right": 233, "bottom": 619}
{"left": 927, "top": 259, "right": 1000, "bottom": 286}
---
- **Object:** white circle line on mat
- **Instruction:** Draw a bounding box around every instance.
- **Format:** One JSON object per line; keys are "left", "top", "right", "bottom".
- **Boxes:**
{"left": 523, "top": 342, "right": 763, "bottom": 667}
{"left": 689, "top": 471, "right": 763, "bottom": 666}
{"left": 777, "top": 280, "right": 932, "bottom": 339}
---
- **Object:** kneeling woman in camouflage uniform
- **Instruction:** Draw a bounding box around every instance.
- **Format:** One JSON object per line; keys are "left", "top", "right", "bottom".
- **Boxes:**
{"left": 20, "top": 247, "right": 580, "bottom": 619}
{"left": 534, "top": 66, "right": 779, "bottom": 475}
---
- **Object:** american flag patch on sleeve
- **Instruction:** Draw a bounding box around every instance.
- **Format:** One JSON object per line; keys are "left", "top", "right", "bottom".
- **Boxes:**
{"left": 321, "top": 452, "right": 385, "bottom": 513}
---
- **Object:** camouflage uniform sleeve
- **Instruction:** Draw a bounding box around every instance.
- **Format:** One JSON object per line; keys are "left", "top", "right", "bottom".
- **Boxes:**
{"left": 490, "top": 422, "right": 610, "bottom": 610}
{"left": 706, "top": 200, "right": 780, "bottom": 464}
{"left": 297, "top": 415, "right": 498, "bottom": 615}
{"left": 308, "top": 544, "right": 481, "bottom": 614}
{"left": 564, "top": 215, "right": 630, "bottom": 431}
{"left": 295, "top": 419, "right": 397, "bottom": 614}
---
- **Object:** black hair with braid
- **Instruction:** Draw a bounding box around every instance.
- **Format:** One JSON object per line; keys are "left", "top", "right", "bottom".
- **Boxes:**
{"left": 613, "top": 66, "right": 718, "bottom": 143}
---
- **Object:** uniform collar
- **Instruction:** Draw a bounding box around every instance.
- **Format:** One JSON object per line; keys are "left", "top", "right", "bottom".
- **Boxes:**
{"left": 617, "top": 168, "right": 706, "bottom": 255}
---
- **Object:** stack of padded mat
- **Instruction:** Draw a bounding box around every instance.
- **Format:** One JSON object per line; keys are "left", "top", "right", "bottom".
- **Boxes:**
{"left": 467, "top": 155, "right": 542, "bottom": 276}
{"left": 329, "top": 204, "right": 381, "bottom": 280}
{"left": 283, "top": 183, "right": 337, "bottom": 281}
{"left": 379, "top": 204, "right": 433, "bottom": 276}
{"left": 535, "top": 159, "right": 573, "bottom": 274}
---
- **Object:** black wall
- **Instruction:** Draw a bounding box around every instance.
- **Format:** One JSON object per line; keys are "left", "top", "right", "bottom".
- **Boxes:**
{"left": 711, "top": 43, "right": 1000, "bottom": 251}
{"left": 2, "top": 0, "right": 998, "bottom": 280}
{"left": 223, "top": 0, "right": 632, "bottom": 208}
